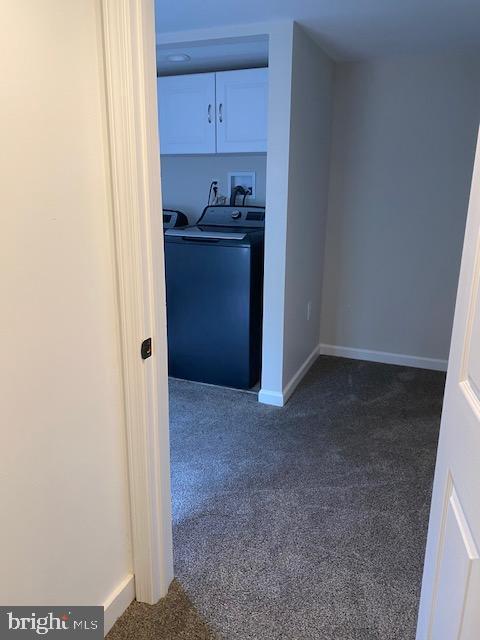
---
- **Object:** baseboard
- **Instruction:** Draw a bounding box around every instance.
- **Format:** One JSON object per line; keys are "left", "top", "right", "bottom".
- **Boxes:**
{"left": 259, "top": 343, "right": 321, "bottom": 407}
{"left": 258, "top": 388, "right": 284, "bottom": 407}
{"left": 282, "top": 344, "right": 321, "bottom": 404}
{"left": 103, "top": 574, "right": 135, "bottom": 636}
{"left": 318, "top": 343, "right": 448, "bottom": 372}
{"left": 259, "top": 342, "right": 447, "bottom": 408}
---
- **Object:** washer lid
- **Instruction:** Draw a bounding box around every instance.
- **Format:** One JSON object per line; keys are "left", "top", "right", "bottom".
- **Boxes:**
{"left": 165, "top": 227, "right": 247, "bottom": 241}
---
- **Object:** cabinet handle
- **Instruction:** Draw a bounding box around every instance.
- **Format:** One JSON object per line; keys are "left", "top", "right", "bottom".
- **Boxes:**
{"left": 207, "top": 104, "right": 212, "bottom": 124}
{"left": 219, "top": 103, "right": 223, "bottom": 123}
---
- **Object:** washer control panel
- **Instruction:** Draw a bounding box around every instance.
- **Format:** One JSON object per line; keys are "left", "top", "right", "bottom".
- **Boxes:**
{"left": 199, "top": 206, "right": 265, "bottom": 228}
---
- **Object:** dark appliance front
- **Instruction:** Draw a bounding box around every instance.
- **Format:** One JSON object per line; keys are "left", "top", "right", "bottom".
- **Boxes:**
{"left": 164, "top": 205, "right": 265, "bottom": 389}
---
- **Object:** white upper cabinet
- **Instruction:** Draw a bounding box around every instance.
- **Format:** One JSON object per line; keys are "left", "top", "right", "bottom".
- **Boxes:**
{"left": 215, "top": 68, "right": 268, "bottom": 153}
{"left": 157, "top": 68, "right": 268, "bottom": 155}
{"left": 157, "top": 73, "right": 216, "bottom": 155}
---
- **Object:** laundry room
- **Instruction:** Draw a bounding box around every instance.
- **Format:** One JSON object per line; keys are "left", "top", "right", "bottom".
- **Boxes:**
{"left": 149, "top": 24, "right": 480, "bottom": 636}
{"left": 157, "top": 36, "right": 269, "bottom": 391}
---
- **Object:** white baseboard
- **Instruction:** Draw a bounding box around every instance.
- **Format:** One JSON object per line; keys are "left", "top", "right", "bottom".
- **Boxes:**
{"left": 103, "top": 574, "right": 135, "bottom": 636}
{"left": 259, "top": 343, "right": 321, "bottom": 407}
{"left": 258, "top": 388, "right": 284, "bottom": 407}
{"left": 318, "top": 343, "right": 448, "bottom": 372}
{"left": 282, "top": 343, "right": 321, "bottom": 404}
{"left": 259, "top": 342, "right": 447, "bottom": 408}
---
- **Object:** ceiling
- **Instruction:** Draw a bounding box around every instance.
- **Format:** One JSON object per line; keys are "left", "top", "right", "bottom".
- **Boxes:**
{"left": 157, "top": 37, "right": 268, "bottom": 75}
{"left": 155, "top": 0, "right": 480, "bottom": 61}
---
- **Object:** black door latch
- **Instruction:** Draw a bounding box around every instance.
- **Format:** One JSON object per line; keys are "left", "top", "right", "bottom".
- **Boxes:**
{"left": 141, "top": 338, "right": 152, "bottom": 360}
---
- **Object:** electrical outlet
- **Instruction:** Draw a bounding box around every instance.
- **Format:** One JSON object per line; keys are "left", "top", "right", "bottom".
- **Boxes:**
{"left": 307, "top": 300, "right": 312, "bottom": 321}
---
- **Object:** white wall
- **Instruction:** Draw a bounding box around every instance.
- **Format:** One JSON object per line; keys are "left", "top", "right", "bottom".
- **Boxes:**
{"left": 320, "top": 52, "right": 480, "bottom": 365}
{"left": 0, "top": 0, "right": 132, "bottom": 613}
{"left": 282, "top": 25, "right": 334, "bottom": 388}
{"left": 259, "top": 22, "right": 295, "bottom": 402}
{"left": 161, "top": 154, "right": 267, "bottom": 224}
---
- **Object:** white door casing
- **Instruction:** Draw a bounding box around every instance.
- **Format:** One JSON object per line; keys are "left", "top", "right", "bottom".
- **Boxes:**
{"left": 157, "top": 73, "right": 216, "bottom": 154}
{"left": 216, "top": 67, "right": 269, "bottom": 153}
{"left": 102, "top": 0, "right": 173, "bottom": 605}
{"left": 417, "top": 126, "right": 480, "bottom": 638}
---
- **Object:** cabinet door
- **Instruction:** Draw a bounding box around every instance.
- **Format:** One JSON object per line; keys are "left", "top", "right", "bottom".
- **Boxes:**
{"left": 215, "top": 68, "right": 268, "bottom": 153}
{"left": 157, "top": 73, "right": 216, "bottom": 154}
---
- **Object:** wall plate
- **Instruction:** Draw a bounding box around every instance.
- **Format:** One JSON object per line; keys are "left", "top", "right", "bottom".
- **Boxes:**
{"left": 227, "top": 171, "right": 256, "bottom": 200}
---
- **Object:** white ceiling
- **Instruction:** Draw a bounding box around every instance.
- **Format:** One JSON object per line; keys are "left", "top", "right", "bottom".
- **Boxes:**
{"left": 155, "top": 0, "right": 480, "bottom": 61}
{"left": 157, "top": 37, "right": 268, "bottom": 75}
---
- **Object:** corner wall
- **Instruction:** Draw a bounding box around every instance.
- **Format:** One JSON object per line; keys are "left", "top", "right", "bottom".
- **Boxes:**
{"left": 259, "top": 22, "right": 295, "bottom": 404}
{"left": 281, "top": 24, "right": 334, "bottom": 394}
{"left": 320, "top": 52, "right": 480, "bottom": 368}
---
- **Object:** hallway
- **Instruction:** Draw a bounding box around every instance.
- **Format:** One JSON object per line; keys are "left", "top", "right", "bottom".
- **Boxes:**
{"left": 109, "top": 356, "right": 444, "bottom": 639}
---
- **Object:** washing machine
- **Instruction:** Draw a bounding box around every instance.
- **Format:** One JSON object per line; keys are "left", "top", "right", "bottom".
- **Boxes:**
{"left": 164, "top": 205, "right": 265, "bottom": 389}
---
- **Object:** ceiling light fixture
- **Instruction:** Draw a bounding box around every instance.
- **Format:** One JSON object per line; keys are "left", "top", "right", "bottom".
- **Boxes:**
{"left": 166, "top": 53, "right": 191, "bottom": 63}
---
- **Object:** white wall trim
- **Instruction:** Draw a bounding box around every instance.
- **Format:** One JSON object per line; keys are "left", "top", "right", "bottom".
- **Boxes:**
{"left": 319, "top": 343, "right": 448, "bottom": 372}
{"left": 104, "top": 574, "right": 135, "bottom": 636}
{"left": 260, "top": 341, "right": 448, "bottom": 406}
{"left": 258, "top": 389, "right": 284, "bottom": 407}
{"left": 282, "top": 343, "right": 321, "bottom": 403}
{"left": 259, "top": 343, "right": 320, "bottom": 407}
{"left": 101, "top": 0, "right": 173, "bottom": 604}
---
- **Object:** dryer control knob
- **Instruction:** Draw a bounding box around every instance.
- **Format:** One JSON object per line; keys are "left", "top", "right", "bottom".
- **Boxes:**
{"left": 231, "top": 210, "right": 242, "bottom": 220}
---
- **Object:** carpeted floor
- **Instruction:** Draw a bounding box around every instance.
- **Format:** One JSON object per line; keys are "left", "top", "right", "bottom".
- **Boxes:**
{"left": 108, "top": 356, "right": 444, "bottom": 640}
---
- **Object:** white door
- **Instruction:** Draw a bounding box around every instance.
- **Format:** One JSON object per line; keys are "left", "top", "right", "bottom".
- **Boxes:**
{"left": 416, "top": 127, "right": 480, "bottom": 639}
{"left": 216, "top": 68, "right": 268, "bottom": 153}
{"left": 157, "top": 73, "right": 216, "bottom": 154}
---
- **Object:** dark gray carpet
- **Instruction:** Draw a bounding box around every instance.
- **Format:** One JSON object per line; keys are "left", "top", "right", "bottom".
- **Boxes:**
{"left": 109, "top": 356, "right": 444, "bottom": 640}
{"left": 107, "top": 579, "right": 214, "bottom": 639}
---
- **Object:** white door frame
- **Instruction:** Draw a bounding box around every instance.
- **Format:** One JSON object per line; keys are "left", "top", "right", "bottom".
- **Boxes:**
{"left": 101, "top": 0, "right": 173, "bottom": 604}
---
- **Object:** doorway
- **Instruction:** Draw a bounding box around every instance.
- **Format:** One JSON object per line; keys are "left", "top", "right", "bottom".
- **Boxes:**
{"left": 158, "top": 37, "right": 269, "bottom": 394}
{"left": 103, "top": 3, "right": 480, "bottom": 637}
{"left": 155, "top": 53, "right": 479, "bottom": 640}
